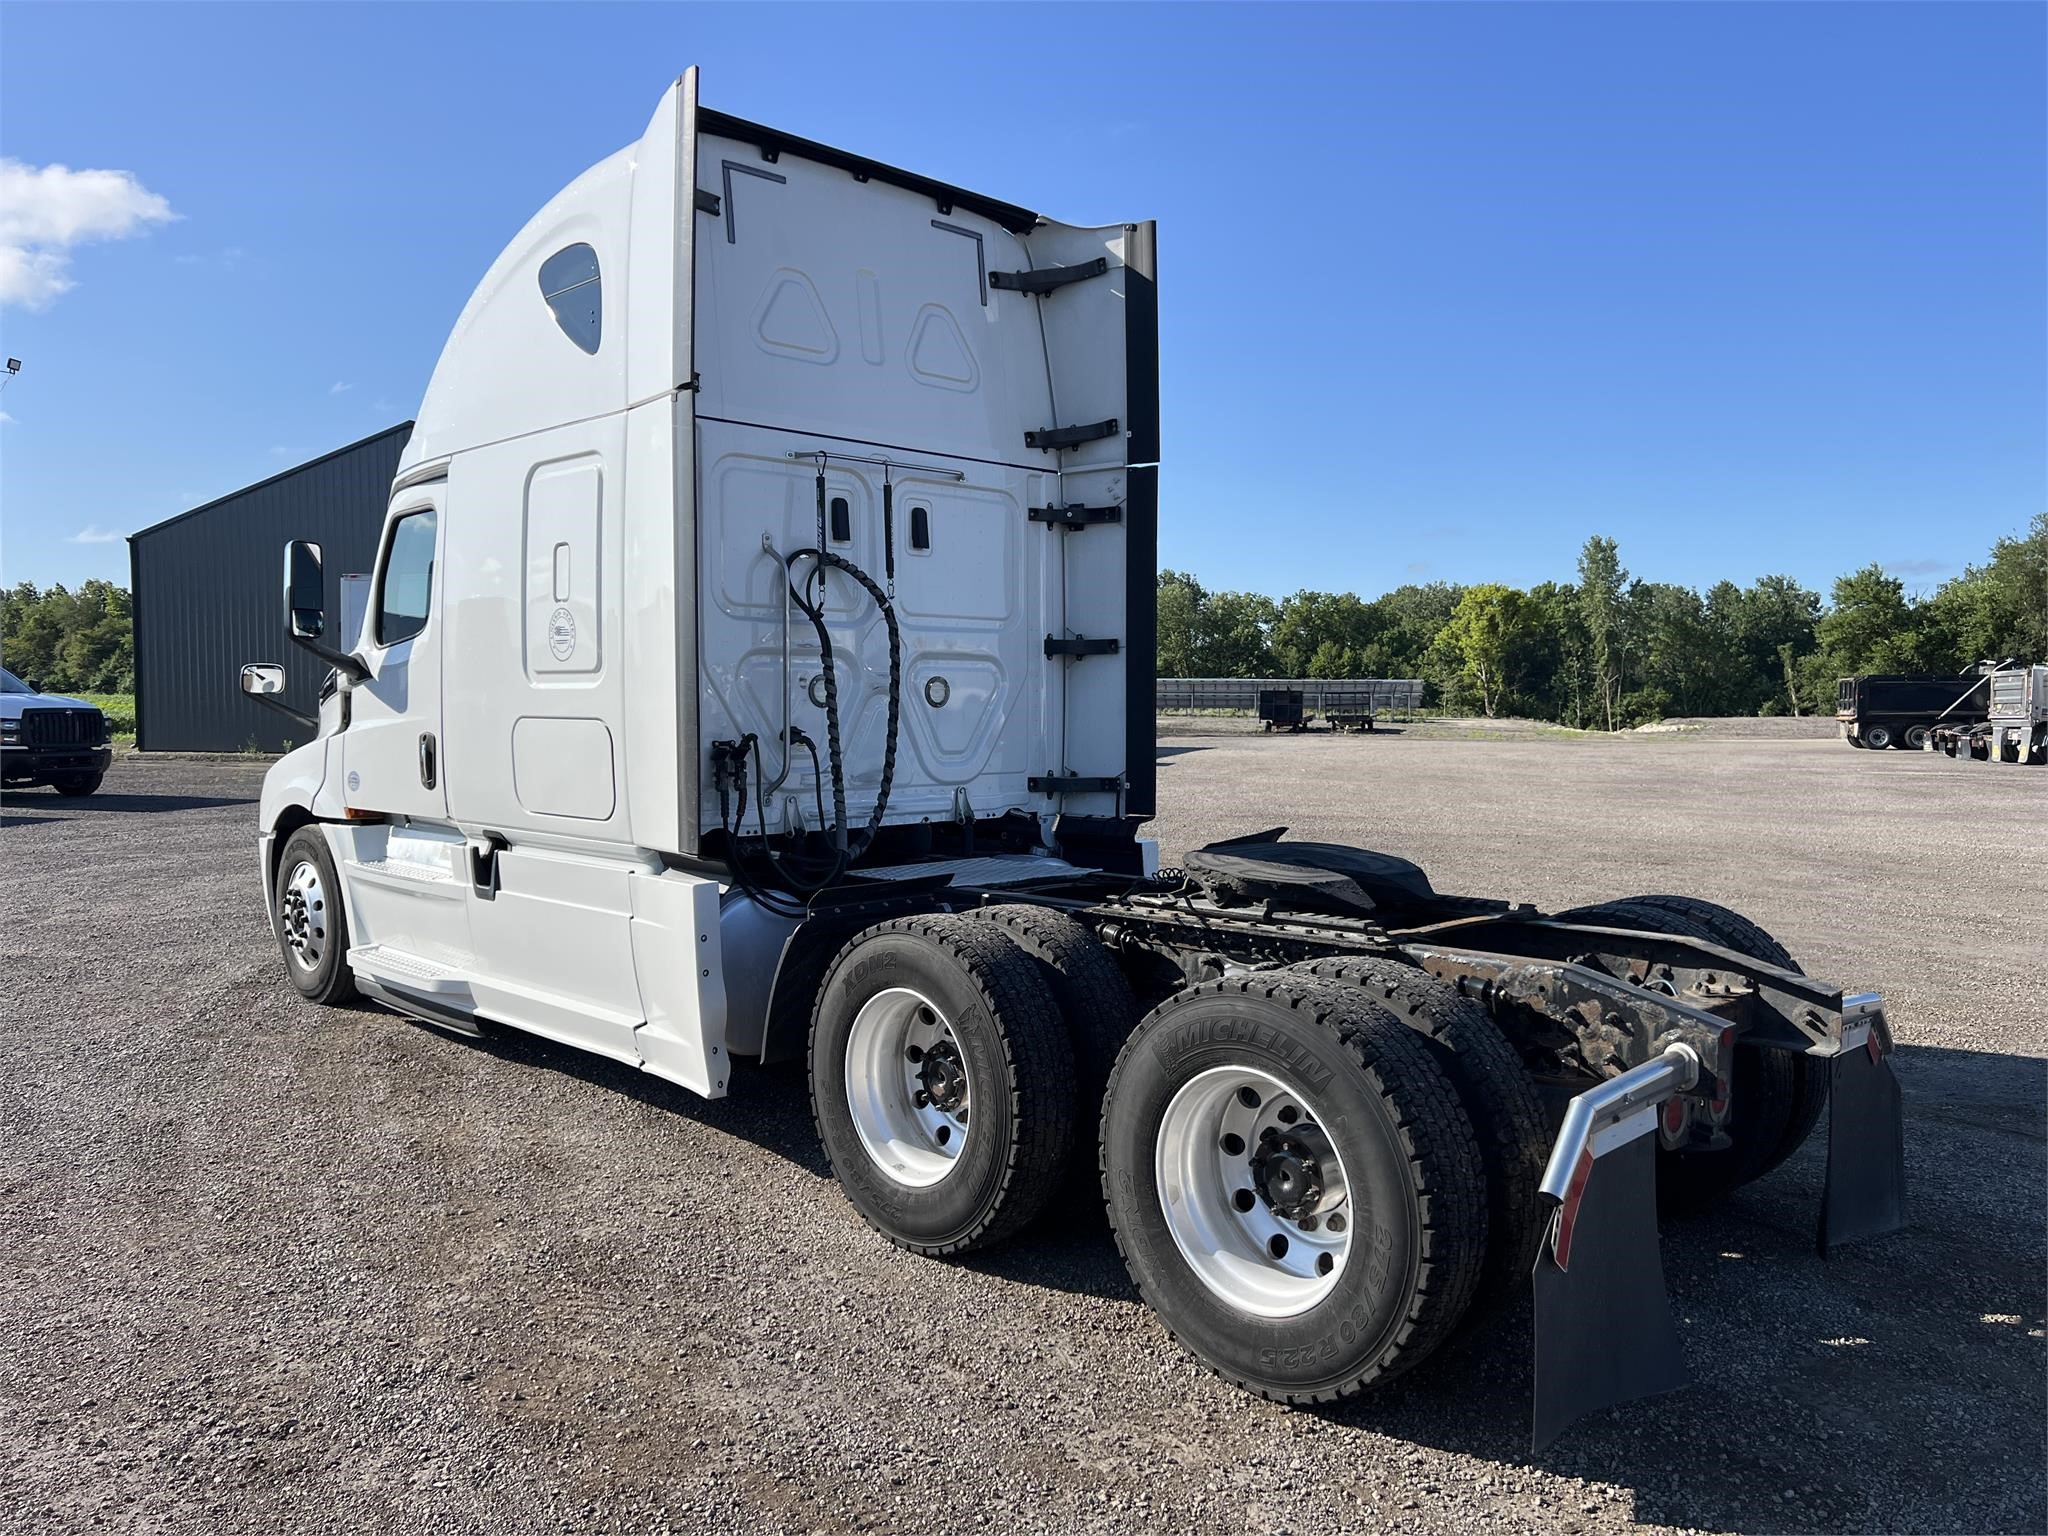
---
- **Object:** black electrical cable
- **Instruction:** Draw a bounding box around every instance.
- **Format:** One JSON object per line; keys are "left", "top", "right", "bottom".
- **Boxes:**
{"left": 715, "top": 745, "right": 808, "bottom": 919}
{"left": 788, "top": 726, "right": 827, "bottom": 833}
{"left": 786, "top": 546, "right": 902, "bottom": 863}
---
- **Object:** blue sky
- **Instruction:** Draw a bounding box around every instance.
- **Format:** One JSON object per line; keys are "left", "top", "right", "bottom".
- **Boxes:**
{"left": 2, "top": 2, "right": 2041, "bottom": 601}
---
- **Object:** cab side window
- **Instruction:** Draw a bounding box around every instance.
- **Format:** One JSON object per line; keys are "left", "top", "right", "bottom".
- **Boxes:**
{"left": 376, "top": 508, "right": 437, "bottom": 646}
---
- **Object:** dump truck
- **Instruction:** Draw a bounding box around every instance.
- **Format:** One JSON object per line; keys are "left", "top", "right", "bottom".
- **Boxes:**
{"left": 1928, "top": 662, "right": 2047, "bottom": 764}
{"left": 240, "top": 71, "right": 1905, "bottom": 1451}
{"left": 1836, "top": 671, "right": 1989, "bottom": 750}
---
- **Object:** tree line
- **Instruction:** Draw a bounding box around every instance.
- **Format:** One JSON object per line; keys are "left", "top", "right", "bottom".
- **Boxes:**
{"left": 1160, "top": 514, "right": 2047, "bottom": 729}
{"left": 0, "top": 581, "right": 135, "bottom": 694}
{"left": 4, "top": 514, "right": 2042, "bottom": 724}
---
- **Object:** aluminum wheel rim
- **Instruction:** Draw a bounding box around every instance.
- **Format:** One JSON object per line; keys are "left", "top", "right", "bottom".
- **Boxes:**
{"left": 1156, "top": 1065, "right": 1353, "bottom": 1318}
{"left": 280, "top": 859, "right": 329, "bottom": 972}
{"left": 844, "top": 987, "right": 973, "bottom": 1188}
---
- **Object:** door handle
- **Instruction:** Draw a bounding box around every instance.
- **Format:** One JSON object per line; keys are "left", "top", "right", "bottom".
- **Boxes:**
{"left": 418, "top": 732, "right": 438, "bottom": 790}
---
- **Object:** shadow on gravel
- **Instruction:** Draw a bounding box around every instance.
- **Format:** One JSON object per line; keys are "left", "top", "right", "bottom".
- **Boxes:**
{"left": 0, "top": 812, "right": 73, "bottom": 827}
{"left": 446, "top": 1018, "right": 833, "bottom": 1177}
{"left": 42, "top": 792, "right": 258, "bottom": 812}
{"left": 1306, "top": 1040, "right": 2047, "bottom": 1534}
{"left": 1155, "top": 745, "right": 1207, "bottom": 759}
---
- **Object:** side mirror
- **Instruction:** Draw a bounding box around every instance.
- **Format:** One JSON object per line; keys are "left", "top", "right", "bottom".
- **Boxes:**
{"left": 241, "top": 663, "right": 288, "bottom": 696}
{"left": 279, "top": 539, "right": 368, "bottom": 682}
{"left": 238, "top": 660, "right": 316, "bottom": 729}
{"left": 286, "top": 540, "right": 326, "bottom": 639}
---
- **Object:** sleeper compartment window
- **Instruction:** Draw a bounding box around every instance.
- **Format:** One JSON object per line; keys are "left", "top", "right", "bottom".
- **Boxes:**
{"left": 539, "top": 243, "right": 602, "bottom": 354}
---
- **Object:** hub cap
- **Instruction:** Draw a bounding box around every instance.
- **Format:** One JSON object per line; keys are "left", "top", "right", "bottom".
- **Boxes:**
{"left": 279, "top": 859, "right": 329, "bottom": 972}
{"left": 844, "top": 988, "right": 974, "bottom": 1188}
{"left": 1156, "top": 1066, "right": 1353, "bottom": 1317}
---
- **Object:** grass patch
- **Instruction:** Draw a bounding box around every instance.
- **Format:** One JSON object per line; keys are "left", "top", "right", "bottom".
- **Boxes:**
{"left": 74, "top": 693, "right": 136, "bottom": 734}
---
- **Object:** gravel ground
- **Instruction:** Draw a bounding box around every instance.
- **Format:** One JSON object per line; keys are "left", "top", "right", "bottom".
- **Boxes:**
{"left": 3, "top": 740, "right": 2042, "bottom": 1536}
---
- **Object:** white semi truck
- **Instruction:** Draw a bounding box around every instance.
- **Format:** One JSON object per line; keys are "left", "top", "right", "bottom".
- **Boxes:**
{"left": 242, "top": 70, "right": 1904, "bottom": 1449}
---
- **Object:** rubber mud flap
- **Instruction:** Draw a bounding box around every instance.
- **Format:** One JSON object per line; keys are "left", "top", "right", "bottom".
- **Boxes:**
{"left": 1530, "top": 1131, "right": 1687, "bottom": 1453}
{"left": 1819, "top": 1045, "right": 1906, "bottom": 1256}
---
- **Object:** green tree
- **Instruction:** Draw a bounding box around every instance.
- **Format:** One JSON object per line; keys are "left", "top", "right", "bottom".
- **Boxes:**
{"left": 1439, "top": 584, "right": 1530, "bottom": 717}
{"left": 1195, "top": 589, "right": 1280, "bottom": 676}
{"left": 1156, "top": 570, "right": 1205, "bottom": 677}
{"left": 1576, "top": 536, "right": 1630, "bottom": 730}
{"left": 1922, "top": 513, "right": 2048, "bottom": 667}
{"left": 0, "top": 581, "right": 136, "bottom": 694}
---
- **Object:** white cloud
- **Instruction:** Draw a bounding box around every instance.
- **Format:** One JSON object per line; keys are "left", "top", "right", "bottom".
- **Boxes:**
{"left": 0, "top": 157, "right": 177, "bottom": 309}
{"left": 330, "top": 380, "right": 353, "bottom": 395}
{"left": 268, "top": 445, "right": 289, "bottom": 456}
{"left": 0, "top": 409, "right": 12, "bottom": 424}
{"left": 68, "top": 525, "right": 122, "bottom": 544}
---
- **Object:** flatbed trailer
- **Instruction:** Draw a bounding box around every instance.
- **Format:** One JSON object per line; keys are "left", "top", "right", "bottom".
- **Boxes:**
{"left": 238, "top": 70, "right": 1905, "bottom": 1453}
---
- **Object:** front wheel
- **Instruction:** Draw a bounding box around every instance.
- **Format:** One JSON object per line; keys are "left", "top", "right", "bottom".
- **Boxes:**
{"left": 1862, "top": 723, "right": 1894, "bottom": 750}
{"left": 274, "top": 825, "right": 357, "bottom": 1005}
{"left": 49, "top": 771, "right": 104, "bottom": 796}
{"left": 1102, "top": 975, "right": 1487, "bottom": 1404}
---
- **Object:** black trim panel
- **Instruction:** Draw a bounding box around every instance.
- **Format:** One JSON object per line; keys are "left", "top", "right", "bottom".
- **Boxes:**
{"left": 1123, "top": 232, "right": 1160, "bottom": 467}
{"left": 1124, "top": 465, "right": 1158, "bottom": 819}
{"left": 698, "top": 109, "right": 1040, "bottom": 235}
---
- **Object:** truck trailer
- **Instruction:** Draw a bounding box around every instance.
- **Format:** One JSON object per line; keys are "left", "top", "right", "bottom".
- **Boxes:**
{"left": 1835, "top": 671, "right": 1989, "bottom": 750}
{"left": 241, "top": 71, "right": 1905, "bottom": 1451}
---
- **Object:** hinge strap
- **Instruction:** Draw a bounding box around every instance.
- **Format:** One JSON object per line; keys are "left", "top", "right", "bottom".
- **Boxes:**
{"left": 1028, "top": 504, "right": 1123, "bottom": 530}
{"left": 989, "top": 257, "right": 1109, "bottom": 296}
{"left": 1025, "top": 418, "right": 1119, "bottom": 451}
{"left": 1044, "top": 635, "right": 1119, "bottom": 658}
{"left": 1029, "top": 774, "right": 1123, "bottom": 796}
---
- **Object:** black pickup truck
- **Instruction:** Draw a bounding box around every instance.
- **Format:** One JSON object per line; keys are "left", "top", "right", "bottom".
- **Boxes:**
{"left": 1835, "top": 671, "right": 1988, "bottom": 750}
{"left": 0, "top": 667, "right": 112, "bottom": 795}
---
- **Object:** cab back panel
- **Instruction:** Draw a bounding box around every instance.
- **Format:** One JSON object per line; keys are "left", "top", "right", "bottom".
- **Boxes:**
{"left": 690, "top": 127, "right": 1090, "bottom": 839}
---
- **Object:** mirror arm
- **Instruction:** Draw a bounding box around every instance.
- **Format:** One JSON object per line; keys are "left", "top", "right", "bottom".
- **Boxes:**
{"left": 246, "top": 690, "right": 318, "bottom": 730}
{"left": 290, "top": 630, "right": 368, "bottom": 684}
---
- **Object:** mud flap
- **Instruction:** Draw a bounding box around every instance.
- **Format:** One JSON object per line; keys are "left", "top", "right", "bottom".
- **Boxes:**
{"left": 1819, "top": 1033, "right": 1906, "bottom": 1256}
{"left": 1530, "top": 1114, "right": 1689, "bottom": 1452}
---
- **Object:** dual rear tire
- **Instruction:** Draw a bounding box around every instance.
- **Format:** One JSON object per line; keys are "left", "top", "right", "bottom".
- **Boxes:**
{"left": 808, "top": 921, "right": 1502, "bottom": 1402}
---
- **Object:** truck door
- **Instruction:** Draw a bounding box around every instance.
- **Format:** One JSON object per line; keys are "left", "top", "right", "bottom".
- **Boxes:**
{"left": 344, "top": 489, "right": 447, "bottom": 819}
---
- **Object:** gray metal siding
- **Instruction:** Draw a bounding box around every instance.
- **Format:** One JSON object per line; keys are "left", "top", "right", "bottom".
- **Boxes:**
{"left": 131, "top": 425, "right": 412, "bottom": 753}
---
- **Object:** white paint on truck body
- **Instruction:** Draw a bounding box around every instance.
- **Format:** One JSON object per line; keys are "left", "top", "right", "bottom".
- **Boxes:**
{"left": 257, "top": 67, "right": 1154, "bottom": 1099}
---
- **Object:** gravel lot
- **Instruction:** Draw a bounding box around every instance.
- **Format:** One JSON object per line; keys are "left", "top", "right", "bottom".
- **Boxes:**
{"left": 3, "top": 736, "right": 2042, "bottom": 1536}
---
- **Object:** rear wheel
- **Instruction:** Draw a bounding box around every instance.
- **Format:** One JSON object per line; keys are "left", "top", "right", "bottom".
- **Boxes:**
{"left": 1102, "top": 975, "right": 1487, "bottom": 1403}
{"left": 1287, "top": 954, "right": 1545, "bottom": 1324}
{"left": 1562, "top": 895, "right": 1824, "bottom": 1208}
{"left": 1862, "top": 723, "right": 1894, "bottom": 750}
{"left": 275, "top": 825, "right": 357, "bottom": 1006}
{"left": 1903, "top": 724, "right": 1931, "bottom": 750}
{"left": 810, "top": 914, "right": 1075, "bottom": 1255}
{"left": 968, "top": 904, "right": 1137, "bottom": 1107}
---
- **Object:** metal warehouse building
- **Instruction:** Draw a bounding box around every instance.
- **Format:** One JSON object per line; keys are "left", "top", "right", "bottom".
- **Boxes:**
{"left": 128, "top": 424, "right": 412, "bottom": 752}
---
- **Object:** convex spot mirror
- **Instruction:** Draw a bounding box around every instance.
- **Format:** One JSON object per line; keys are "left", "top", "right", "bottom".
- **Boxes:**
{"left": 241, "top": 663, "right": 287, "bottom": 697}
{"left": 286, "top": 540, "right": 326, "bottom": 639}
